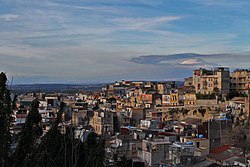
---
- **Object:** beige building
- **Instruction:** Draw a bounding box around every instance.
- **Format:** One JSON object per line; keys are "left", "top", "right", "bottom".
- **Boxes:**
{"left": 192, "top": 67, "right": 230, "bottom": 95}
{"left": 231, "top": 69, "right": 250, "bottom": 95}
{"left": 157, "top": 83, "right": 165, "bottom": 94}
{"left": 184, "top": 93, "right": 196, "bottom": 106}
{"left": 161, "top": 90, "right": 180, "bottom": 107}
{"left": 184, "top": 77, "right": 193, "bottom": 86}
{"left": 90, "top": 109, "right": 114, "bottom": 135}
{"left": 170, "top": 92, "right": 179, "bottom": 106}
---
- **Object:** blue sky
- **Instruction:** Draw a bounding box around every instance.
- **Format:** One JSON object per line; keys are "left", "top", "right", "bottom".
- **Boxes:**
{"left": 1, "top": 0, "right": 250, "bottom": 84}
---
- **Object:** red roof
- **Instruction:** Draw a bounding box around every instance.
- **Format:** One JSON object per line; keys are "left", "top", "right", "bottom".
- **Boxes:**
{"left": 211, "top": 145, "right": 232, "bottom": 154}
{"left": 208, "top": 145, "right": 244, "bottom": 161}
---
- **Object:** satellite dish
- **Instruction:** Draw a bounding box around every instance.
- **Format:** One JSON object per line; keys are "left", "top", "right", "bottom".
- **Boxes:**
{"left": 149, "top": 134, "right": 153, "bottom": 138}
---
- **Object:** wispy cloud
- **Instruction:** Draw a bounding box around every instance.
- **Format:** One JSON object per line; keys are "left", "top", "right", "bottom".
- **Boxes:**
{"left": 112, "top": 16, "right": 183, "bottom": 30}
{"left": 193, "top": 0, "right": 250, "bottom": 7}
{"left": 46, "top": 1, "right": 118, "bottom": 12}
{"left": 46, "top": 2, "right": 97, "bottom": 10}
{"left": 0, "top": 14, "right": 19, "bottom": 21}
{"left": 130, "top": 53, "right": 250, "bottom": 70}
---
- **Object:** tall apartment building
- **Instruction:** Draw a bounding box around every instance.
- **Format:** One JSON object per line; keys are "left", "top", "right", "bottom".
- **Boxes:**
{"left": 198, "top": 119, "right": 232, "bottom": 152}
{"left": 192, "top": 67, "right": 230, "bottom": 95}
{"left": 231, "top": 69, "right": 250, "bottom": 94}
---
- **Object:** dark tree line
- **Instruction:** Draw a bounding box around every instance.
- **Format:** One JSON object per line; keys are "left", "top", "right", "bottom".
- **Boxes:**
{"left": 1, "top": 72, "right": 124, "bottom": 167}
{"left": 0, "top": 72, "right": 13, "bottom": 167}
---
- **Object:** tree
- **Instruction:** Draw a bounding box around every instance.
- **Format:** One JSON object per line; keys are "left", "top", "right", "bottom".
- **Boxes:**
{"left": 0, "top": 72, "right": 13, "bottom": 167}
{"left": 193, "top": 110, "right": 197, "bottom": 115}
{"left": 198, "top": 107, "right": 206, "bottom": 117}
{"left": 181, "top": 108, "right": 190, "bottom": 116}
{"left": 112, "top": 154, "right": 128, "bottom": 167}
{"left": 27, "top": 102, "right": 66, "bottom": 167}
{"left": 11, "top": 99, "right": 42, "bottom": 167}
{"left": 23, "top": 101, "right": 106, "bottom": 167}
{"left": 87, "top": 134, "right": 105, "bottom": 167}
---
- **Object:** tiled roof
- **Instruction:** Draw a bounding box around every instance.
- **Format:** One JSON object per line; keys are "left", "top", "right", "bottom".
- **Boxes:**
{"left": 211, "top": 145, "right": 232, "bottom": 154}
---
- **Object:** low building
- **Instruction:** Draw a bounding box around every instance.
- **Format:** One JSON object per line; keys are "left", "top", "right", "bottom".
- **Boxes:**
{"left": 170, "top": 90, "right": 179, "bottom": 106}
{"left": 184, "top": 93, "right": 196, "bottom": 106}
{"left": 111, "top": 127, "right": 144, "bottom": 158}
{"left": 141, "top": 138, "right": 172, "bottom": 167}
{"left": 169, "top": 142, "right": 195, "bottom": 166}
{"left": 207, "top": 145, "right": 243, "bottom": 166}
{"left": 180, "top": 136, "right": 209, "bottom": 157}
{"left": 184, "top": 77, "right": 193, "bottom": 86}
{"left": 90, "top": 109, "right": 114, "bottom": 135}
{"left": 15, "top": 107, "right": 28, "bottom": 125}
{"left": 45, "top": 95, "right": 60, "bottom": 109}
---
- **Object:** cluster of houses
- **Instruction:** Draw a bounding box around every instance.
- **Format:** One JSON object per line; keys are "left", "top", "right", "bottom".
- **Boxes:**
{"left": 11, "top": 67, "right": 250, "bottom": 166}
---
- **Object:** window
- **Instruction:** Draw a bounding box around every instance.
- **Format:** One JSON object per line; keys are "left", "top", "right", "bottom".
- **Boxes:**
{"left": 196, "top": 142, "right": 200, "bottom": 148}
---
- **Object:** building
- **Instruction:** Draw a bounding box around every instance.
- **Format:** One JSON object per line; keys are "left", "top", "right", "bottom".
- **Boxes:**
{"left": 15, "top": 107, "right": 28, "bottom": 125}
{"left": 111, "top": 127, "right": 143, "bottom": 158}
{"left": 184, "top": 93, "right": 196, "bottom": 106}
{"left": 156, "top": 82, "right": 176, "bottom": 94}
{"left": 45, "top": 95, "right": 61, "bottom": 109}
{"left": 141, "top": 138, "right": 171, "bottom": 167}
{"left": 90, "top": 109, "right": 114, "bottom": 135}
{"left": 169, "top": 142, "right": 195, "bottom": 166}
{"left": 139, "top": 94, "right": 153, "bottom": 108}
{"left": 198, "top": 119, "right": 232, "bottom": 151}
{"left": 184, "top": 77, "right": 193, "bottom": 86}
{"left": 131, "top": 108, "right": 146, "bottom": 127}
{"left": 231, "top": 69, "right": 250, "bottom": 95}
{"left": 180, "top": 136, "right": 209, "bottom": 157}
{"left": 192, "top": 67, "right": 230, "bottom": 95}
{"left": 170, "top": 90, "right": 179, "bottom": 106}
{"left": 207, "top": 145, "right": 244, "bottom": 166}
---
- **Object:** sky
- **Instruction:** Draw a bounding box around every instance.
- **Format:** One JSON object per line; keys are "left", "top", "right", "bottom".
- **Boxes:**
{"left": 1, "top": 0, "right": 250, "bottom": 84}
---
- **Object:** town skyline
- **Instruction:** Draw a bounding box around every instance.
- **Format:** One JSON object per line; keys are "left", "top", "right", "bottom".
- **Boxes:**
{"left": 1, "top": 0, "right": 250, "bottom": 84}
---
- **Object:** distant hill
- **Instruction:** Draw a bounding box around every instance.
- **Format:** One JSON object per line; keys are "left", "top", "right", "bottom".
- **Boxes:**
{"left": 9, "top": 83, "right": 109, "bottom": 94}
{"left": 9, "top": 80, "right": 184, "bottom": 94}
